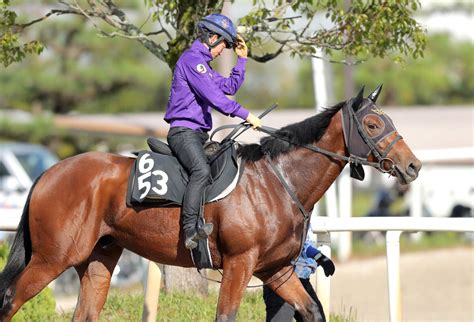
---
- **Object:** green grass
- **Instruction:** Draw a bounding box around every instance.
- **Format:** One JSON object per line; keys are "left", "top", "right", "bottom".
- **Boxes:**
{"left": 351, "top": 231, "right": 472, "bottom": 258}
{"left": 320, "top": 189, "right": 418, "bottom": 218}
{"left": 55, "top": 289, "right": 352, "bottom": 321}
{"left": 156, "top": 290, "right": 265, "bottom": 321}
{"left": 351, "top": 191, "right": 374, "bottom": 217}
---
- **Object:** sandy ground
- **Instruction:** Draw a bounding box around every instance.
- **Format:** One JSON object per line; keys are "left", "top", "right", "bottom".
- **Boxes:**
{"left": 330, "top": 247, "right": 474, "bottom": 322}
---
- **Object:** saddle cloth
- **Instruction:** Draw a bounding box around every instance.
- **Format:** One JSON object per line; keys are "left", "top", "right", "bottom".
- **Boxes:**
{"left": 126, "top": 140, "right": 241, "bottom": 207}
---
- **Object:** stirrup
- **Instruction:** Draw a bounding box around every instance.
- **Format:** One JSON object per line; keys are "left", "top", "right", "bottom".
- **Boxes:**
{"left": 197, "top": 223, "right": 213, "bottom": 239}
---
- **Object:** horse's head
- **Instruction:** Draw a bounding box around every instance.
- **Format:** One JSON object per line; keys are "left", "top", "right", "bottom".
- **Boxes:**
{"left": 341, "top": 85, "right": 421, "bottom": 184}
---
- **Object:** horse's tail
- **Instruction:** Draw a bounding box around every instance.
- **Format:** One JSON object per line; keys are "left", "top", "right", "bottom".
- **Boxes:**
{"left": 0, "top": 173, "right": 43, "bottom": 307}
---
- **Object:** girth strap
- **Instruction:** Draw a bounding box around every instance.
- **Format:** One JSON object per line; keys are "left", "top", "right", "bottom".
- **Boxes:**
{"left": 265, "top": 154, "right": 311, "bottom": 265}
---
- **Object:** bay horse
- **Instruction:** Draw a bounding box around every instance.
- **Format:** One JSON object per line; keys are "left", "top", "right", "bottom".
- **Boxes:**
{"left": 0, "top": 87, "right": 421, "bottom": 321}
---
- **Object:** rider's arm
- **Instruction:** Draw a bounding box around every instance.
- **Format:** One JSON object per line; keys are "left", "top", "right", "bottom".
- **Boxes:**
{"left": 212, "top": 57, "right": 247, "bottom": 95}
{"left": 305, "top": 243, "right": 321, "bottom": 258}
{"left": 181, "top": 58, "right": 249, "bottom": 120}
{"left": 305, "top": 244, "right": 335, "bottom": 277}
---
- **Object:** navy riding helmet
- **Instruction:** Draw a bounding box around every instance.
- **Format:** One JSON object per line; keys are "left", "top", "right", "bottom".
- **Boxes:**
{"left": 197, "top": 13, "right": 237, "bottom": 49}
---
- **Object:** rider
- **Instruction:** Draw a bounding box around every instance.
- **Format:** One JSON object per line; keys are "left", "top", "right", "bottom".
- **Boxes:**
{"left": 164, "top": 13, "right": 262, "bottom": 250}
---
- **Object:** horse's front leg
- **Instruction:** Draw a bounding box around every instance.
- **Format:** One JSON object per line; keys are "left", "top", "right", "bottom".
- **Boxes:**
{"left": 215, "top": 251, "right": 257, "bottom": 322}
{"left": 259, "top": 266, "right": 326, "bottom": 322}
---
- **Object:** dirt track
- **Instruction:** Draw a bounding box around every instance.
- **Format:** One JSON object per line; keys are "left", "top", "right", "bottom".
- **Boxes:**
{"left": 330, "top": 246, "right": 474, "bottom": 321}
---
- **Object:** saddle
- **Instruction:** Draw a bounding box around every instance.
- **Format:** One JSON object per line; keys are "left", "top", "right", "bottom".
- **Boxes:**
{"left": 126, "top": 137, "right": 241, "bottom": 207}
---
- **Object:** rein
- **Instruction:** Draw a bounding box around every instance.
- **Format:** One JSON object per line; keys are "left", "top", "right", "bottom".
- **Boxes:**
{"left": 258, "top": 125, "right": 399, "bottom": 173}
{"left": 199, "top": 100, "right": 403, "bottom": 287}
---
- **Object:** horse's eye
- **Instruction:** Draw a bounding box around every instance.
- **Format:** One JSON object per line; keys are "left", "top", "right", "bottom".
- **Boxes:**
{"left": 368, "top": 124, "right": 378, "bottom": 130}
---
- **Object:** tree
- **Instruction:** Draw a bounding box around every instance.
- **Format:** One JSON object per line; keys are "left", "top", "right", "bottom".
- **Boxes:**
{"left": 1, "top": 0, "right": 427, "bottom": 69}
{"left": 0, "top": 16, "right": 171, "bottom": 114}
{"left": 1, "top": 0, "right": 43, "bottom": 66}
{"left": 330, "top": 33, "right": 474, "bottom": 106}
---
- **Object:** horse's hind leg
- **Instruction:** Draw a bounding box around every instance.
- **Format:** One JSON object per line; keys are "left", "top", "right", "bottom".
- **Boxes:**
{"left": 73, "top": 242, "right": 123, "bottom": 321}
{"left": 0, "top": 257, "right": 66, "bottom": 321}
{"left": 259, "top": 267, "right": 325, "bottom": 322}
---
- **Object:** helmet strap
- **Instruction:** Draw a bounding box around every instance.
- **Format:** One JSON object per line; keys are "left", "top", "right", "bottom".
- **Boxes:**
{"left": 198, "top": 25, "right": 227, "bottom": 50}
{"left": 205, "top": 32, "right": 226, "bottom": 49}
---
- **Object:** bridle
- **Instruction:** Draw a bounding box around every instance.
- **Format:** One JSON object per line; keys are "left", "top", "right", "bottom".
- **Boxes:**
{"left": 342, "top": 96, "right": 403, "bottom": 179}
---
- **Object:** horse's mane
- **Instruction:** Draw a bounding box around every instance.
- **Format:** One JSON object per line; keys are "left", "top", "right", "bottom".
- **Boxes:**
{"left": 237, "top": 101, "right": 346, "bottom": 162}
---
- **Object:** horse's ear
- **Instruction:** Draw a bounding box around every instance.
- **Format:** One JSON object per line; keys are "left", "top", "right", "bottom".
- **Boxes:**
{"left": 368, "top": 84, "right": 383, "bottom": 103}
{"left": 352, "top": 86, "right": 365, "bottom": 109}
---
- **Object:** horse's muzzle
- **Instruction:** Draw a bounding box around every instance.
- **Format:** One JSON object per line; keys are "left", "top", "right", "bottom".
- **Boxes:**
{"left": 397, "top": 158, "right": 422, "bottom": 184}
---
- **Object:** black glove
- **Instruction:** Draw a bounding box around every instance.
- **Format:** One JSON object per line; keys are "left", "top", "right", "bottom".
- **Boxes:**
{"left": 314, "top": 253, "right": 335, "bottom": 277}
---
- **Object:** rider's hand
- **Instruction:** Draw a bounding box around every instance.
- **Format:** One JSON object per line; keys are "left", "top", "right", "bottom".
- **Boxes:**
{"left": 246, "top": 113, "right": 261, "bottom": 129}
{"left": 234, "top": 35, "right": 248, "bottom": 58}
{"left": 315, "top": 253, "right": 335, "bottom": 277}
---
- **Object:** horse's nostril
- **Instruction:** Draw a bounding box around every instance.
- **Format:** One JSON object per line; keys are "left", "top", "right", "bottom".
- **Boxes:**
{"left": 407, "top": 162, "right": 418, "bottom": 177}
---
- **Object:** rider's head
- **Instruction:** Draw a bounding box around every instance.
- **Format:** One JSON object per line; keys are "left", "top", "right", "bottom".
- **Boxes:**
{"left": 197, "top": 14, "right": 237, "bottom": 58}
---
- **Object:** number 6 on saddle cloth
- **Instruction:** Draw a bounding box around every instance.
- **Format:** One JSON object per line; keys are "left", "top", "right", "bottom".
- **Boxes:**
{"left": 126, "top": 139, "right": 241, "bottom": 208}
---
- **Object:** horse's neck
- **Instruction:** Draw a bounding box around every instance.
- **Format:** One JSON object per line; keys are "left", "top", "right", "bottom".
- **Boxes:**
{"left": 272, "top": 116, "right": 347, "bottom": 210}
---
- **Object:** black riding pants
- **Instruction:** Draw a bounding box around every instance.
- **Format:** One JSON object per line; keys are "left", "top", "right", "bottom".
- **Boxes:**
{"left": 167, "top": 126, "right": 210, "bottom": 232}
{"left": 263, "top": 278, "right": 326, "bottom": 322}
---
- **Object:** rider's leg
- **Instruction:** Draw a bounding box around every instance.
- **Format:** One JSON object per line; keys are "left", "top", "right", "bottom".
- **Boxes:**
{"left": 167, "top": 126, "right": 213, "bottom": 249}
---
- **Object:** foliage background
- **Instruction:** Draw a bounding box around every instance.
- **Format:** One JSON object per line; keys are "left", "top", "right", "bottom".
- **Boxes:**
{"left": 1, "top": 32, "right": 472, "bottom": 113}
{"left": 1, "top": 1, "right": 471, "bottom": 119}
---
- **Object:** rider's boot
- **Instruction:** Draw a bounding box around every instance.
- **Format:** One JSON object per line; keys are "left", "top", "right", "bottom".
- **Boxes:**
{"left": 184, "top": 229, "right": 199, "bottom": 250}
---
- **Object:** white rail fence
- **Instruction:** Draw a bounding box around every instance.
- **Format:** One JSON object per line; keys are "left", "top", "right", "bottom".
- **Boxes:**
{"left": 0, "top": 209, "right": 23, "bottom": 231}
{"left": 311, "top": 216, "right": 474, "bottom": 322}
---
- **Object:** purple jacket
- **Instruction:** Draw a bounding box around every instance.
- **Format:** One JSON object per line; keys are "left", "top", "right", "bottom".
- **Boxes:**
{"left": 164, "top": 40, "right": 250, "bottom": 132}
